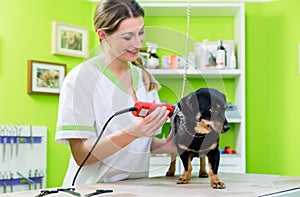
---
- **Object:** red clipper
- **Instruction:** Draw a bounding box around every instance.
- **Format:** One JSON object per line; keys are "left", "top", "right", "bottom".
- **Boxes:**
{"left": 132, "top": 101, "right": 174, "bottom": 117}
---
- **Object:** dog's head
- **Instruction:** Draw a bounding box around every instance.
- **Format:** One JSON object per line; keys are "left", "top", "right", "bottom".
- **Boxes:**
{"left": 179, "top": 88, "right": 230, "bottom": 134}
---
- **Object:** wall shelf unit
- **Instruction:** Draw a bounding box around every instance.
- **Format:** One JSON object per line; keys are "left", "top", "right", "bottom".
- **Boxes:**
{"left": 140, "top": 0, "right": 246, "bottom": 176}
{"left": 147, "top": 68, "right": 242, "bottom": 79}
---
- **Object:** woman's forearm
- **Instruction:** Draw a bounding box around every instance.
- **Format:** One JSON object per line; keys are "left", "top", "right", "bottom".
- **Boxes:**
{"left": 69, "top": 131, "right": 138, "bottom": 166}
{"left": 70, "top": 107, "right": 169, "bottom": 166}
{"left": 151, "top": 137, "right": 177, "bottom": 154}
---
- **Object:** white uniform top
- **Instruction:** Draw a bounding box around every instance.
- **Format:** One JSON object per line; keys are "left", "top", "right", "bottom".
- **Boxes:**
{"left": 55, "top": 56, "right": 161, "bottom": 187}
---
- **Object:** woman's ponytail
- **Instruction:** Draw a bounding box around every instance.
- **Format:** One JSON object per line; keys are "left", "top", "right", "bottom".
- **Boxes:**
{"left": 132, "top": 56, "right": 161, "bottom": 91}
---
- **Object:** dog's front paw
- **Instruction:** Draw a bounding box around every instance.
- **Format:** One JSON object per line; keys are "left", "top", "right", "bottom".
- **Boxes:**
{"left": 199, "top": 171, "right": 208, "bottom": 178}
{"left": 176, "top": 175, "right": 190, "bottom": 184}
{"left": 211, "top": 180, "right": 226, "bottom": 189}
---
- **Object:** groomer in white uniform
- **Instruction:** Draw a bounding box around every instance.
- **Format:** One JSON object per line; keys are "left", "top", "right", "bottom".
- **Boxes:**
{"left": 55, "top": 0, "right": 177, "bottom": 187}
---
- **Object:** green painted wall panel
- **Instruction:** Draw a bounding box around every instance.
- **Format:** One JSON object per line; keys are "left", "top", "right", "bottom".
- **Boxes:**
{"left": 0, "top": 0, "right": 96, "bottom": 188}
{"left": 246, "top": 0, "right": 300, "bottom": 176}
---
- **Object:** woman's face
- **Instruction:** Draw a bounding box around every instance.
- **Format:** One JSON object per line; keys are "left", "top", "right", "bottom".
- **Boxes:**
{"left": 105, "top": 16, "right": 145, "bottom": 63}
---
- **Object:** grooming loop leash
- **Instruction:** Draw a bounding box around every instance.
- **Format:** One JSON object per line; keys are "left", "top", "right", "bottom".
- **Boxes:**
{"left": 181, "top": 0, "right": 192, "bottom": 99}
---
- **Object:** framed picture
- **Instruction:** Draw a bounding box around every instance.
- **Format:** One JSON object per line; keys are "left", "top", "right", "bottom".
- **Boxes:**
{"left": 27, "top": 60, "right": 66, "bottom": 95}
{"left": 52, "top": 21, "right": 89, "bottom": 58}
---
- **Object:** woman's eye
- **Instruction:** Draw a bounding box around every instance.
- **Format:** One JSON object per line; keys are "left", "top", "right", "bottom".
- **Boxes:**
{"left": 123, "top": 35, "right": 132, "bottom": 41}
{"left": 139, "top": 30, "right": 145, "bottom": 35}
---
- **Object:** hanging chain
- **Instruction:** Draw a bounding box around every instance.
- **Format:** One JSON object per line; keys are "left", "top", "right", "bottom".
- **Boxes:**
{"left": 181, "top": 0, "right": 192, "bottom": 99}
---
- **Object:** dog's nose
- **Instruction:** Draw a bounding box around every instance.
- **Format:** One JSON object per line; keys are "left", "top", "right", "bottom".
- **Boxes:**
{"left": 222, "top": 118, "right": 230, "bottom": 133}
{"left": 223, "top": 124, "right": 230, "bottom": 132}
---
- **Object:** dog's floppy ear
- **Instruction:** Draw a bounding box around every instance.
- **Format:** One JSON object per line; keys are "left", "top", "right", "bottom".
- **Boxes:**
{"left": 179, "top": 91, "right": 200, "bottom": 121}
{"left": 196, "top": 88, "right": 227, "bottom": 111}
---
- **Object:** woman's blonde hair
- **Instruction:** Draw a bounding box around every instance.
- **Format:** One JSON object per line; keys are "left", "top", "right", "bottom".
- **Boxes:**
{"left": 94, "top": 0, "right": 160, "bottom": 91}
{"left": 132, "top": 57, "right": 161, "bottom": 91}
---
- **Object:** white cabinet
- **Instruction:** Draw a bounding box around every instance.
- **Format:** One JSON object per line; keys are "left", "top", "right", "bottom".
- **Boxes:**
{"left": 140, "top": 0, "right": 246, "bottom": 176}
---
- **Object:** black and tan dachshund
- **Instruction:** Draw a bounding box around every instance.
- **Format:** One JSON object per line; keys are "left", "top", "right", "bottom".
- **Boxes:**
{"left": 166, "top": 88, "right": 230, "bottom": 189}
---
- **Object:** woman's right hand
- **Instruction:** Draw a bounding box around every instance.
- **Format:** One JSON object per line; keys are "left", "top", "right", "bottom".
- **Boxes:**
{"left": 125, "top": 106, "right": 169, "bottom": 138}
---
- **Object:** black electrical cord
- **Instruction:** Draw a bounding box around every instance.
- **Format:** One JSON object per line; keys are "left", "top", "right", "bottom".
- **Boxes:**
{"left": 72, "top": 106, "right": 138, "bottom": 186}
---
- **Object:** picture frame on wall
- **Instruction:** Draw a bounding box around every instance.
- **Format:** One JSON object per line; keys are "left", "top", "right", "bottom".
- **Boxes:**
{"left": 27, "top": 60, "right": 66, "bottom": 95}
{"left": 52, "top": 21, "right": 89, "bottom": 58}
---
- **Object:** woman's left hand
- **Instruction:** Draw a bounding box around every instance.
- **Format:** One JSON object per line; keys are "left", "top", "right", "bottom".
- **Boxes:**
{"left": 125, "top": 106, "right": 169, "bottom": 138}
{"left": 151, "top": 131, "right": 178, "bottom": 154}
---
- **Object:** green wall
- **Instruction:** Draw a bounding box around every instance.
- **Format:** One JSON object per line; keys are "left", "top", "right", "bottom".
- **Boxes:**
{"left": 0, "top": 0, "right": 98, "bottom": 187}
{"left": 246, "top": 0, "right": 300, "bottom": 176}
{"left": 1, "top": 0, "right": 300, "bottom": 188}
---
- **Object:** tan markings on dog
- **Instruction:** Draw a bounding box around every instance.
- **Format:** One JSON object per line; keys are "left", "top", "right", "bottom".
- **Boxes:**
{"left": 179, "top": 143, "right": 217, "bottom": 154}
{"left": 166, "top": 153, "right": 177, "bottom": 176}
{"left": 195, "top": 119, "right": 211, "bottom": 134}
{"left": 177, "top": 154, "right": 193, "bottom": 184}
{"left": 209, "top": 143, "right": 217, "bottom": 150}
{"left": 179, "top": 144, "right": 198, "bottom": 153}
{"left": 196, "top": 118, "right": 223, "bottom": 133}
{"left": 209, "top": 121, "right": 223, "bottom": 133}
{"left": 209, "top": 164, "right": 226, "bottom": 189}
{"left": 195, "top": 112, "right": 201, "bottom": 120}
{"left": 199, "top": 156, "right": 208, "bottom": 178}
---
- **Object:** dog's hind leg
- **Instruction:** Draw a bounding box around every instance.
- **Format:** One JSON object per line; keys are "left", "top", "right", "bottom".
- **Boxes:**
{"left": 177, "top": 153, "right": 192, "bottom": 184}
{"left": 166, "top": 153, "right": 177, "bottom": 176}
{"left": 199, "top": 156, "right": 208, "bottom": 178}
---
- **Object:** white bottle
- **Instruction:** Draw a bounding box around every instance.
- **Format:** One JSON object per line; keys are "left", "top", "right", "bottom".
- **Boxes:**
{"left": 229, "top": 51, "right": 236, "bottom": 69}
{"left": 194, "top": 42, "right": 201, "bottom": 69}
{"left": 146, "top": 42, "right": 159, "bottom": 69}
{"left": 200, "top": 39, "right": 210, "bottom": 70}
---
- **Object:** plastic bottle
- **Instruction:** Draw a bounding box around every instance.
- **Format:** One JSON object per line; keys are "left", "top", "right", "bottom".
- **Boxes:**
{"left": 200, "top": 39, "right": 210, "bottom": 70}
{"left": 194, "top": 43, "right": 201, "bottom": 69}
{"left": 229, "top": 51, "right": 236, "bottom": 69}
{"left": 146, "top": 42, "right": 159, "bottom": 69}
{"left": 216, "top": 39, "right": 227, "bottom": 69}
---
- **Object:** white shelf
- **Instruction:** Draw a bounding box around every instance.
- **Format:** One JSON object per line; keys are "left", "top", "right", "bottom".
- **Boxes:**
{"left": 140, "top": 3, "right": 242, "bottom": 16}
{"left": 166, "top": 117, "right": 241, "bottom": 124}
{"left": 143, "top": 0, "right": 246, "bottom": 175}
{"left": 148, "top": 68, "right": 241, "bottom": 79}
{"left": 227, "top": 118, "right": 242, "bottom": 123}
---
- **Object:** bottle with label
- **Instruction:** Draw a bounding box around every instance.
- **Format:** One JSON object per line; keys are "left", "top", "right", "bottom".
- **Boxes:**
{"left": 146, "top": 42, "right": 159, "bottom": 69}
{"left": 216, "top": 39, "right": 227, "bottom": 69}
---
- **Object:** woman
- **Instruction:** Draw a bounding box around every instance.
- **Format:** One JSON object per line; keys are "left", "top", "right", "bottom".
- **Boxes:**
{"left": 55, "top": 0, "right": 176, "bottom": 186}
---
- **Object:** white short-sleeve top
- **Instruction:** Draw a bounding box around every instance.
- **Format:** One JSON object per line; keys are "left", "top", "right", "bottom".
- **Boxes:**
{"left": 55, "top": 56, "right": 161, "bottom": 186}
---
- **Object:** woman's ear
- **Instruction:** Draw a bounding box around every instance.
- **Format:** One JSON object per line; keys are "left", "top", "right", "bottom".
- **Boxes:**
{"left": 97, "top": 29, "right": 107, "bottom": 42}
